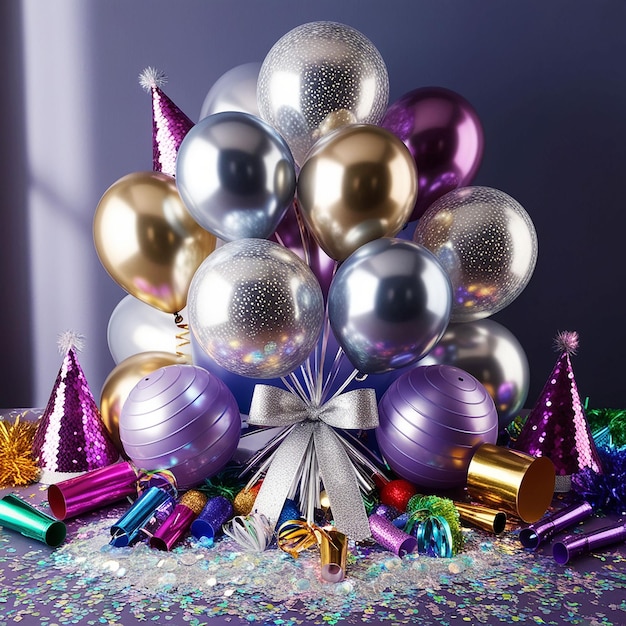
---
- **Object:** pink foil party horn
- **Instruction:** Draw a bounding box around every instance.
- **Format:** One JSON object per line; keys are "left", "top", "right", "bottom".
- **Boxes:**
{"left": 552, "top": 520, "right": 626, "bottom": 564}
{"left": 150, "top": 490, "right": 207, "bottom": 551}
{"left": 47, "top": 461, "right": 138, "bottom": 520}
{"left": 519, "top": 500, "right": 593, "bottom": 550}
{"left": 369, "top": 513, "right": 417, "bottom": 557}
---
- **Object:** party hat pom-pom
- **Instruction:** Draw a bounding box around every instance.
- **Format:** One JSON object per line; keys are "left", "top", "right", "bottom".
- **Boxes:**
{"left": 138, "top": 66, "right": 167, "bottom": 91}
{"left": 554, "top": 330, "right": 579, "bottom": 356}
{"left": 0, "top": 416, "right": 40, "bottom": 487}
{"left": 57, "top": 330, "right": 85, "bottom": 354}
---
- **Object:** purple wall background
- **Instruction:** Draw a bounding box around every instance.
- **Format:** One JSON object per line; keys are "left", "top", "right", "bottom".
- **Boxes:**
{"left": 2, "top": 0, "right": 626, "bottom": 411}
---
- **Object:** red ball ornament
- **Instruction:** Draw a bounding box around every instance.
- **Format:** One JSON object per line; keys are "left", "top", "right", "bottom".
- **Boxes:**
{"left": 380, "top": 479, "right": 418, "bottom": 512}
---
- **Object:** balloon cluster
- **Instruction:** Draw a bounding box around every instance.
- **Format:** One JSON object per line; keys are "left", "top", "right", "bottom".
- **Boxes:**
{"left": 93, "top": 20, "right": 538, "bottom": 489}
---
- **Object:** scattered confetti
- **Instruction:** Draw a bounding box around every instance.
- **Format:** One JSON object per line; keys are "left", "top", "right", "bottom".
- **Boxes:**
{"left": 1, "top": 496, "right": 625, "bottom": 625}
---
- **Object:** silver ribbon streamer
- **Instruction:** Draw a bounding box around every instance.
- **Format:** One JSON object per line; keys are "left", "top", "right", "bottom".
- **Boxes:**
{"left": 247, "top": 384, "right": 379, "bottom": 541}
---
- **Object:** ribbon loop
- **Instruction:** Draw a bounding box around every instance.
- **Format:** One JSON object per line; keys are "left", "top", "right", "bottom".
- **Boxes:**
{"left": 248, "top": 384, "right": 379, "bottom": 430}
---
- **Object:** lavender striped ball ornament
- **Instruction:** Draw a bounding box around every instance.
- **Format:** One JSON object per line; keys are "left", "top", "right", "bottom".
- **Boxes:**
{"left": 119, "top": 364, "right": 241, "bottom": 489}
{"left": 376, "top": 365, "right": 498, "bottom": 490}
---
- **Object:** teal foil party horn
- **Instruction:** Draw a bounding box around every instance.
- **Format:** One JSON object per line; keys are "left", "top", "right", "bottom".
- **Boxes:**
{"left": 110, "top": 486, "right": 175, "bottom": 547}
{"left": 0, "top": 494, "right": 66, "bottom": 547}
{"left": 47, "top": 461, "right": 138, "bottom": 520}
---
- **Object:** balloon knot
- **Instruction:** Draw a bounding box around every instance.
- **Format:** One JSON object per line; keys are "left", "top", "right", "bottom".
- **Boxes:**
{"left": 138, "top": 66, "right": 167, "bottom": 92}
{"left": 554, "top": 330, "right": 579, "bottom": 356}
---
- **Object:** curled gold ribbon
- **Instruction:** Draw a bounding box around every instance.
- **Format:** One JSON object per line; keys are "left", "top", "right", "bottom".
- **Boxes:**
{"left": 277, "top": 519, "right": 330, "bottom": 558}
{"left": 247, "top": 384, "right": 379, "bottom": 541}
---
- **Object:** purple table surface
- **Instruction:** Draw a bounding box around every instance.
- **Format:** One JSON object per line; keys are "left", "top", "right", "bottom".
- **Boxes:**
{"left": 1, "top": 411, "right": 625, "bottom": 626}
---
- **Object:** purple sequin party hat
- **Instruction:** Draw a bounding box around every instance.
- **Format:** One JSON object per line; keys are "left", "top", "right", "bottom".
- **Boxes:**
{"left": 139, "top": 67, "right": 194, "bottom": 176}
{"left": 513, "top": 331, "right": 603, "bottom": 491}
{"left": 32, "top": 332, "right": 119, "bottom": 484}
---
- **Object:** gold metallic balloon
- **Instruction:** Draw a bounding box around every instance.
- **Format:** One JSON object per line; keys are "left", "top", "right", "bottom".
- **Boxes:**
{"left": 100, "top": 351, "right": 184, "bottom": 452}
{"left": 94, "top": 171, "right": 216, "bottom": 314}
{"left": 297, "top": 124, "right": 417, "bottom": 261}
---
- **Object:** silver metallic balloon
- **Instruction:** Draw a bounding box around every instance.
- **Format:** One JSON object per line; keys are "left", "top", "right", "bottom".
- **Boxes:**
{"left": 199, "top": 62, "right": 261, "bottom": 120}
{"left": 257, "top": 21, "right": 389, "bottom": 165}
{"left": 328, "top": 238, "right": 452, "bottom": 374}
{"left": 413, "top": 186, "right": 538, "bottom": 323}
{"left": 176, "top": 111, "right": 296, "bottom": 241}
{"left": 418, "top": 319, "right": 530, "bottom": 427}
{"left": 188, "top": 239, "right": 324, "bottom": 379}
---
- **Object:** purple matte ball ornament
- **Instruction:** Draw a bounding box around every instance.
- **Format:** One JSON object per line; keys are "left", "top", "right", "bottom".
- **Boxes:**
{"left": 376, "top": 365, "right": 498, "bottom": 490}
{"left": 119, "top": 364, "right": 241, "bottom": 489}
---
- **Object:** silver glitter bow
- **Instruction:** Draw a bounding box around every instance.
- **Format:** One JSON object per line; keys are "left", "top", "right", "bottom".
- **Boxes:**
{"left": 247, "top": 384, "right": 379, "bottom": 541}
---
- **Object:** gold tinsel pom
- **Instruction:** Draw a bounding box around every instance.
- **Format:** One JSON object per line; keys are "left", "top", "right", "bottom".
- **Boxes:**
{"left": 0, "top": 416, "right": 40, "bottom": 487}
{"left": 233, "top": 481, "right": 263, "bottom": 516}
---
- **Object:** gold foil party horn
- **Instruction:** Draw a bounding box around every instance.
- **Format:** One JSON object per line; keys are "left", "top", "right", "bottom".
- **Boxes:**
{"left": 466, "top": 443, "right": 555, "bottom": 523}
{"left": 454, "top": 501, "right": 507, "bottom": 535}
{"left": 319, "top": 528, "right": 348, "bottom": 583}
{"left": 0, "top": 494, "right": 66, "bottom": 547}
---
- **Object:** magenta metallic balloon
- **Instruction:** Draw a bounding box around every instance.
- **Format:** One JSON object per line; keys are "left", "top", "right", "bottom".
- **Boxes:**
{"left": 119, "top": 364, "right": 241, "bottom": 489}
{"left": 376, "top": 365, "right": 498, "bottom": 489}
{"left": 381, "top": 87, "right": 484, "bottom": 222}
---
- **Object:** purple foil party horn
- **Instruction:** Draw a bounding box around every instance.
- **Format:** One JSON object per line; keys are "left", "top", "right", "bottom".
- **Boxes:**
{"left": 519, "top": 501, "right": 593, "bottom": 550}
{"left": 47, "top": 461, "right": 138, "bottom": 520}
{"left": 369, "top": 513, "right": 417, "bottom": 557}
{"left": 553, "top": 520, "right": 626, "bottom": 564}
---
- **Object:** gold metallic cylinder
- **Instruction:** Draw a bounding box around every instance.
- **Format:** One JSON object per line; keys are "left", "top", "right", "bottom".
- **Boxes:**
{"left": 319, "top": 529, "right": 348, "bottom": 583}
{"left": 466, "top": 443, "right": 555, "bottom": 523}
{"left": 454, "top": 501, "right": 507, "bottom": 535}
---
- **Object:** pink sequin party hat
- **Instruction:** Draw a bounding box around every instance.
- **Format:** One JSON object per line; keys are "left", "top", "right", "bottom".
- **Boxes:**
{"left": 139, "top": 66, "right": 194, "bottom": 176}
{"left": 32, "top": 331, "right": 119, "bottom": 484}
{"left": 512, "top": 331, "right": 603, "bottom": 491}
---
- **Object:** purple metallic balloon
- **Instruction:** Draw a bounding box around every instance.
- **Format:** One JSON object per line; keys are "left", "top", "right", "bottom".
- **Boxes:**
{"left": 119, "top": 364, "right": 241, "bottom": 489}
{"left": 381, "top": 87, "right": 484, "bottom": 222}
{"left": 376, "top": 365, "right": 498, "bottom": 489}
{"left": 271, "top": 202, "right": 336, "bottom": 299}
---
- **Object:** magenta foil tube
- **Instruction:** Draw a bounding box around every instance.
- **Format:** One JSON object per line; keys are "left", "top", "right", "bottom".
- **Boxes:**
{"left": 47, "top": 461, "right": 138, "bottom": 520}
{"left": 553, "top": 521, "right": 626, "bottom": 565}
{"left": 150, "top": 504, "right": 197, "bottom": 551}
{"left": 519, "top": 501, "right": 593, "bottom": 550}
